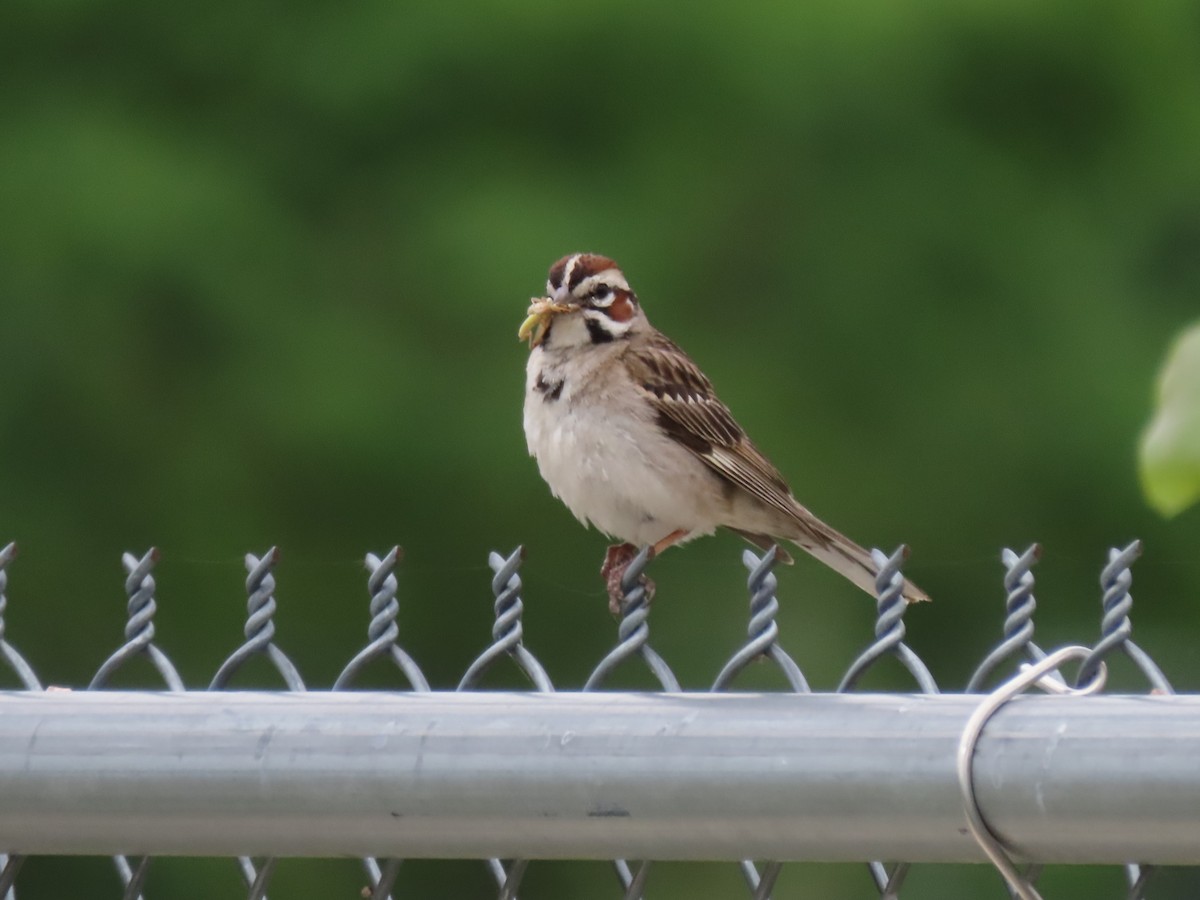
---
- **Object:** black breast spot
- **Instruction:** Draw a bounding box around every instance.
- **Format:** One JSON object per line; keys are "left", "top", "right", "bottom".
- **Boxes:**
{"left": 535, "top": 372, "right": 565, "bottom": 402}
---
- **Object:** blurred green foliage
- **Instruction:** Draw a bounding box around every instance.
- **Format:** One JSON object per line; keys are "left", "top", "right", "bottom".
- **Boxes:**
{"left": 3, "top": 0, "right": 1200, "bottom": 897}
{"left": 1141, "top": 321, "right": 1200, "bottom": 516}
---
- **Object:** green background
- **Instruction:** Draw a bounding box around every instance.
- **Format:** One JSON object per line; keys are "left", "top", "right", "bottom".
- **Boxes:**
{"left": 2, "top": 0, "right": 1200, "bottom": 896}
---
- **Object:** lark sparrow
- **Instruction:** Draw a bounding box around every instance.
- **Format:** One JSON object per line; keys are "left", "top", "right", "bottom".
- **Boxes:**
{"left": 520, "top": 253, "right": 929, "bottom": 611}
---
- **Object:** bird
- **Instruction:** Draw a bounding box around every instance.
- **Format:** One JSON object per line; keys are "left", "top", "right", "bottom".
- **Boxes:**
{"left": 518, "top": 252, "right": 928, "bottom": 612}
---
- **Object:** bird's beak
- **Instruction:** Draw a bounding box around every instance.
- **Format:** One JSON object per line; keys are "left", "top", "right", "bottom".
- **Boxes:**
{"left": 518, "top": 298, "right": 571, "bottom": 348}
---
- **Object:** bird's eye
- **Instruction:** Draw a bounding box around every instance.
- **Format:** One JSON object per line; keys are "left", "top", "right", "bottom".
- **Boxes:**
{"left": 585, "top": 287, "right": 613, "bottom": 306}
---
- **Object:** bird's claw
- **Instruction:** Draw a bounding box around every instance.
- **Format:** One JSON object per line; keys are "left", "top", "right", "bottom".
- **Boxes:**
{"left": 601, "top": 543, "right": 655, "bottom": 615}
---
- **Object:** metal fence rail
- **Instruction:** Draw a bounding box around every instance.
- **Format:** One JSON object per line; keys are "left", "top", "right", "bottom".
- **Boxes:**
{"left": 3, "top": 690, "right": 1200, "bottom": 865}
{"left": 0, "top": 539, "right": 1190, "bottom": 900}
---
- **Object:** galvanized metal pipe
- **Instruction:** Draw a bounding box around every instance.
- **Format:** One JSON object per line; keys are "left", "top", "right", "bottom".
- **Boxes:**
{"left": 0, "top": 691, "right": 1196, "bottom": 864}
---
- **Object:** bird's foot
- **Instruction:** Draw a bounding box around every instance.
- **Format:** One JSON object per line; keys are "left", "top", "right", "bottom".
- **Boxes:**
{"left": 601, "top": 543, "right": 656, "bottom": 615}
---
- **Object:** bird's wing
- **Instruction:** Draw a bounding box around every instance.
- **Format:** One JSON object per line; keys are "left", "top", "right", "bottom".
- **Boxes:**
{"left": 623, "top": 334, "right": 799, "bottom": 524}
{"left": 623, "top": 334, "right": 931, "bottom": 604}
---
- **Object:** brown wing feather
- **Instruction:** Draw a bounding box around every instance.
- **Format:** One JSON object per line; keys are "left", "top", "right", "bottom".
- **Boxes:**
{"left": 623, "top": 334, "right": 931, "bottom": 604}
{"left": 623, "top": 334, "right": 799, "bottom": 523}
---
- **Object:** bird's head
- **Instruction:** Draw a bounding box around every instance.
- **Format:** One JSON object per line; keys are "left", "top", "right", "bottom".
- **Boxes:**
{"left": 519, "top": 253, "right": 644, "bottom": 350}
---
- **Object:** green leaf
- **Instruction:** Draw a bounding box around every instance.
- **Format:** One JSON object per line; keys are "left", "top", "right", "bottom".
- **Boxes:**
{"left": 1140, "top": 321, "right": 1200, "bottom": 517}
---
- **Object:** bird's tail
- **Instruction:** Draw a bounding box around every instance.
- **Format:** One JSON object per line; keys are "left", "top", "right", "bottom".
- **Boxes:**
{"left": 787, "top": 507, "right": 930, "bottom": 604}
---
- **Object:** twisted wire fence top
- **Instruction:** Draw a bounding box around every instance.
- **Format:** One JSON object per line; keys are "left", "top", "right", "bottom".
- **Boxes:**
{"left": 1075, "top": 541, "right": 1172, "bottom": 693}
{"left": 459, "top": 546, "right": 552, "bottom": 692}
{"left": 332, "top": 547, "right": 418, "bottom": 900}
{"left": 830, "top": 545, "right": 939, "bottom": 899}
{"left": 0, "top": 542, "right": 13, "bottom": 644}
{"left": 455, "top": 547, "right": 553, "bottom": 900}
{"left": 120, "top": 549, "right": 159, "bottom": 648}
{"left": 334, "top": 547, "right": 429, "bottom": 691}
{"left": 206, "top": 549, "right": 307, "bottom": 900}
{"left": 711, "top": 546, "right": 806, "bottom": 900}
{"left": 1075, "top": 542, "right": 1174, "bottom": 900}
{"left": 0, "top": 543, "right": 40, "bottom": 691}
{"left": 90, "top": 549, "right": 185, "bottom": 691}
{"left": 838, "top": 546, "right": 937, "bottom": 694}
{"left": 1079, "top": 540, "right": 1140, "bottom": 680}
{"left": 712, "top": 546, "right": 809, "bottom": 692}
{"left": 0, "top": 535, "right": 1193, "bottom": 900}
{"left": 86, "top": 549, "right": 184, "bottom": 900}
{"left": 584, "top": 547, "right": 680, "bottom": 692}
{"left": 967, "top": 544, "right": 1053, "bottom": 692}
{"left": 211, "top": 548, "right": 305, "bottom": 692}
{"left": 579, "top": 547, "right": 678, "bottom": 900}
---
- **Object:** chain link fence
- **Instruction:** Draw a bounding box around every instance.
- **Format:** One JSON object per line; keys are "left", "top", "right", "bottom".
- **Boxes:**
{"left": 0, "top": 538, "right": 1194, "bottom": 900}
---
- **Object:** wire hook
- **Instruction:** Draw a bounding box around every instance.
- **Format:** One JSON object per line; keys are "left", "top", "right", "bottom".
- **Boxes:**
{"left": 957, "top": 645, "right": 1107, "bottom": 900}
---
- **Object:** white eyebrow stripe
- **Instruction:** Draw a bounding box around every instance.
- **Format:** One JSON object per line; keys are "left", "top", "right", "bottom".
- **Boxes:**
{"left": 560, "top": 254, "right": 582, "bottom": 293}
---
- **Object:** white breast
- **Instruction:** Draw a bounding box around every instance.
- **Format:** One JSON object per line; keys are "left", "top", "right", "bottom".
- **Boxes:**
{"left": 523, "top": 342, "right": 729, "bottom": 547}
